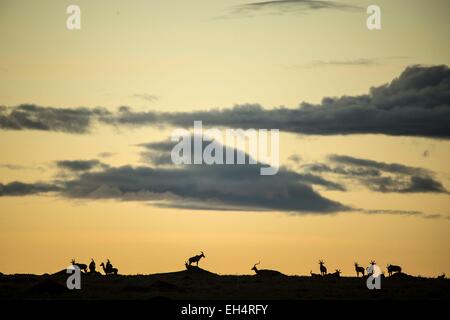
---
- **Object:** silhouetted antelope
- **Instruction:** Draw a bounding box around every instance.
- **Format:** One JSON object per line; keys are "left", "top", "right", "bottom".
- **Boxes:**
{"left": 310, "top": 270, "right": 321, "bottom": 278}
{"left": 366, "top": 260, "right": 376, "bottom": 275}
{"left": 326, "top": 269, "right": 341, "bottom": 278}
{"left": 71, "top": 259, "right": 87, "bottom": 273}
{"left": 319, "top": 260, "right": 327, "bottom": 275}
{"left": 386, "top": 264, "right": 402, "bottom": 276}
{"left": 437, "top": 273, "right": 445, "bottom": 279}
{"left": 354, "top": 262, "right": 365, "bottom": 277}
{"left": 188, "top": 251, "right": 205, "bottom": 266}
{"left": 251, "top": 262, "right": 284, "bottom": 276}
{"left": 100, "top": 260, "right": 118, "bottom": 275}
{"left": 89, "top": 258, "right": 96, "bottom": 273}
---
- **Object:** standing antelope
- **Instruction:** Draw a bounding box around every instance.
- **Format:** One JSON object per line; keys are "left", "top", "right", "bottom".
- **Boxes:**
{"left": 354, "top": 262, "right": 365, "bottom": 277}
{"left": 319, "top": 260, "right": 327, "bottom": 275}
{"left": 366, "top": 260, "right": 376, "bottom": 275}
{"left": 188, "top": 251, "right": 205, "bottom": 266}
{"left": 71, "top": 259, "right": 87, "bottom": 273}
{"left": 251, "top": 262, "right": 284, "bottom": 276}
{"left": 386, "top": 264, "right": 402, "bottom": 276}
{"left": 89, "top": 258, "right": 96, "bottom": 273}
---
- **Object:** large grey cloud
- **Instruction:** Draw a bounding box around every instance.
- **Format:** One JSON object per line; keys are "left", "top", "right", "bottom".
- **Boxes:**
{"left": 139, "top": 137, "right": 346, "bottom": 191}
{"left": 1, "top": 141, "right": 446, "bottom": 218}
{"left": 1, "top": 65, "right": 449, "bottom": 138}
{"left": 304, "top": 155, "right": 448, "bottom": 193}
{"left": 61, "top": 164, "right": 347, "bottom": 213}
{"left": 0, "top": 140, "right": 348, "bottom": 213}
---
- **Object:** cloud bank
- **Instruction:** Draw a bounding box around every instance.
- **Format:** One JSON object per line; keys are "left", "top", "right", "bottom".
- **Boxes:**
{"left": 304, "top": 155, "right": 448, "bottom": 194}
{"left": 1, "top": 65, "right": 449, "bottom": 138}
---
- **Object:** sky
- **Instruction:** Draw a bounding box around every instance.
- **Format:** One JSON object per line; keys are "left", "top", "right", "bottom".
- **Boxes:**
{"left": 0, "top": 0, "right": 449, "bottom": 276}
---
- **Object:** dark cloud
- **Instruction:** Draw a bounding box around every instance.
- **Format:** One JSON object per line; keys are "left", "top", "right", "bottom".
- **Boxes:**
{"left": 139, "top": 137, "right": 345, "bottom": 190}
{"left": 60, "top": 164, "right": 348, "bottom": 213}
{"left": 233, "top": 0, "right": 361, "bottom": 16}
{"left": 106, "top": 65, "right": 450, "bottom": 138}
{"left": 305, "top": 155, "right": 448, "bottom": 193}
{"left": 0, "top": 181, "right": 60, "bottom": 196}
{"left": 363, "top": 209, "right": 441, "bottom": 219}
{"left": 1, "top": 65, "right": 449, "bottom": 138}
{"left": 0, "top": 104, "right": 110, "bottom": 133}
{"left": 56, "top": 159, "right": 108, "bottom": 172}
{"left": 0, "top": 140, "right": 348, "bottom": 213}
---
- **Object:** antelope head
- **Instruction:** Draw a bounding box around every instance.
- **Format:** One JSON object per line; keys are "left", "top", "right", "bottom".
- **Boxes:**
{"left": 200, "top": 251, "right": 205, "bottom": 258}
{"left": 319, "top": 260, "right": 324, "bottom": 265}
{"left": 370, "top": 260, "right": 376, "bottom": 265}
{"left": 251, "top": 261, "right": 261, "bottom": 272}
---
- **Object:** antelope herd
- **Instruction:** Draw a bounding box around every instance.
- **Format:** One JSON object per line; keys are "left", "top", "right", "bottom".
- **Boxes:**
{"left": 68, "top": 253, "right": 445, "bottom": 279}
{"left": 70, "top": 258, "right": 118, "bottom": 275}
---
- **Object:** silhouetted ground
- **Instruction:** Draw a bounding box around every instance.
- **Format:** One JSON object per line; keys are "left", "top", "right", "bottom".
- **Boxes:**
{"left": 0, "top": 268, "right": 448, "bottom": 300}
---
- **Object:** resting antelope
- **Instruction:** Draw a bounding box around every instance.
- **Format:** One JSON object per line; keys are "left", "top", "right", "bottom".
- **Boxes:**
{"left": 71, "top": 259, "right": 87, "bottom": 273}
{"left": 319, "top": 260, "right": 327, "bottom": 275}
{"left": 188, "top": 251, "right": 205, "bottom": 266}
{"left": 326, "top": 269, "right": 341, "bottom": 278}
{"left": 386, "top": 264, "right": 402, "bottom": 276}
{"left": 251, "top": 262, "right": 284, "bottom": 276}
{"left": 310, "top": 270, "right": 321, "bottom": 278}
{"left": 100, "top": 260, "right": 118, "bottom": 275}
{"left": 437, "top": 273, "right": 445, "bottom": 279}
{"left": 354, "top": 262, "right": 365, "bottom": 277}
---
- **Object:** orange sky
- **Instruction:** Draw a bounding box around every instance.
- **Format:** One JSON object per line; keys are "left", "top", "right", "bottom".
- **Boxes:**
{"left": 0, "top": 0, "right": 449, "bottom": 277}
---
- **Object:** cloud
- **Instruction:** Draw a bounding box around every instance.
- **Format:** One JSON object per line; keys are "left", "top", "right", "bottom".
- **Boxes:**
{"left": 0, "top": 104, "right": 110, "bottom": 134}
{"left": 307, "top": 56, "right": 411, "bottom": 68}
{"left": 98, "top": 152, "right": 116, "bottom": 158}
{"left": 1, "top": 140, "right": 445, "bottom": 218}
{"left": 0, "top": 140, "right": 348, "bottom": 214}
{"left": 310, "top": 58, "right": 378, "bottom": 66}
{"left": 1, "top": 65, "right": 449, "bottom": 138}
{"left": 0, "top": 181, "right": 60, "bottom": 196}
{"left": 61, "top": 164, "right": 348, "bottom": 213}
{"left": 0, "top": 164, "right": 26, "bottom": 170}
{"left": 304, "top": 154, "right": 448, "bottom": 193}
{"left": 56, "top": 159, "right": 108, "bottom": 172}
{"left": 139, "top": 136, "right": 345, "bottom": 190}
{"left": 131, "top": 93, "right": 159, "bottom": 102}
{"left": 233, "top": 0, "right": 361, "bottom": 16}
{"left": 363, "top": 209, "right": 442, "bottom": 220}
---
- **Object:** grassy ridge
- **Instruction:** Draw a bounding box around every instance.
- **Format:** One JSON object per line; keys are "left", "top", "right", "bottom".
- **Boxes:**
{"left": 0, "top": 268, "right": 449, "bottom": 300}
